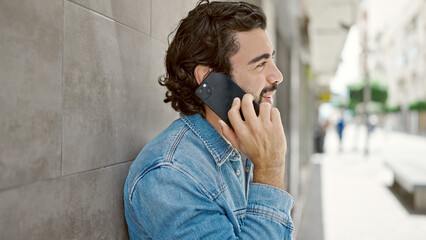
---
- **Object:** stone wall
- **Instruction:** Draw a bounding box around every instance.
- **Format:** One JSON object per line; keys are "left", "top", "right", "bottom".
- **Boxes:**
{"left": 0, "top": 0, "right": 197, "bottom": 239}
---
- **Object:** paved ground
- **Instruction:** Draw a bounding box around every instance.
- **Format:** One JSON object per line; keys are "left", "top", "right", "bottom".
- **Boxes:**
{"left": 297, "top": 123, "right": 426, "bottom": 240}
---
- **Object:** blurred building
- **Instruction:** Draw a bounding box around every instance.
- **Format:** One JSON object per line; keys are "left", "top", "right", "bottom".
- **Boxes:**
{"left": 367, "top": 0, "right": 426, "bottom": 133}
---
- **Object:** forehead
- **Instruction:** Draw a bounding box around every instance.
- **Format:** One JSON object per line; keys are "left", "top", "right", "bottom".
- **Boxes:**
{"left": 231, "top": 28, "right": 273, "bottom": 64}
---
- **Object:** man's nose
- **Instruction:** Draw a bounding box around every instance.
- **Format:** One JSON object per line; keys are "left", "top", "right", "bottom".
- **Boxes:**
{"left": 267, "top": 62, "right": 283, "bottom": 85}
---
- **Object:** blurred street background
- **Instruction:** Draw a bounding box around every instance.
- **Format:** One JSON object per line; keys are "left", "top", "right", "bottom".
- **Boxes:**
{"left": 1, "top": 0, "right": 426, "bottom": 239}
{"left": 298, "top": 124, "right": 426, "bottom": 240}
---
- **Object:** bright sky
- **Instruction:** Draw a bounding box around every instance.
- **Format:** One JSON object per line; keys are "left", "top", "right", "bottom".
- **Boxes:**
{"left": 330, "top": 25, "right": 361, "bottom": 96}
{"left": 330, "top": 0, "right": 411, "bottom": 97}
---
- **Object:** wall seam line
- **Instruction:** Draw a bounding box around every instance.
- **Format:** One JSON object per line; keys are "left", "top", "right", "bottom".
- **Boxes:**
{"left": 65, "top": 0, "right": 151, "bottom": 38}
{"left": 61, "top": 0, "right": 65, "bottom": 177}
{"left": 0, "top": 160, "right": 135, "bottom": 194}
{"left": 61, "top": 160, "right": 135, "bottom": 178}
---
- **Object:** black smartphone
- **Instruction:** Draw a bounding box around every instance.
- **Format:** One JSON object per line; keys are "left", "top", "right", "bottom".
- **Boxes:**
{"left": 195, "top": 71, "right": 260, "bottom": 127}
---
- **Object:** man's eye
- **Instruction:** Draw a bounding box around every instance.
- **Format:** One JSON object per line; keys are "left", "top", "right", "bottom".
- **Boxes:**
{"left": 257, "top": 61, "right": 267, "bottom": 68}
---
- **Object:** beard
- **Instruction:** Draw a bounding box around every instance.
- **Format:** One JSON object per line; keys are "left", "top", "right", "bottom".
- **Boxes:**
{"left": 256, "top": 84, "right": 278, "bottom": 103}
{"left": 230, "top": 72, "right": 278, "bottom": 104}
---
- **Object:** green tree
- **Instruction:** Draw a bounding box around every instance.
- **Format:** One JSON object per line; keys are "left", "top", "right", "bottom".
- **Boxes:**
{"left": 347, "top": 79, "right": 387, "bottom": 113}
{"left": 409, "top": 101, "right": 426, "bottom": 111}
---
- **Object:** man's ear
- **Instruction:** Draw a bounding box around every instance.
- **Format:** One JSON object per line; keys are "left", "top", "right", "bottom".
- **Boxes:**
{"left": 194, "top": 65, "right": 212, "bottom": 85}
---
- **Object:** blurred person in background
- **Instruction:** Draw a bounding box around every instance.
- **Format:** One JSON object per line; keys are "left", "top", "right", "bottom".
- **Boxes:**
{"left": 315, "top": 118, "right": 329, "bottom": 153}
{"left": 123, "top": 1, "right": 294, "bottom": 239}
{"left": 337, "top": 114, "right": 345, "bottom": 151}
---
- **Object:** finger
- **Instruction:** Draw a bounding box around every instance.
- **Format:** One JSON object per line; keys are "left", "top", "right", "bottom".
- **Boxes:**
{"left": 259, "top": 102, "right": 271, "bottom": 123}
{"left": 227, "top": 97, "right": 244, "bottom": 133}
{"left": 271, "top": 107, "right": 283, "bottom": 125}
{"left": 219, "top": 120, "right": 239, "bottom": 149}
{"left": 241, "top": 94, "right": 257, "bottom": 122}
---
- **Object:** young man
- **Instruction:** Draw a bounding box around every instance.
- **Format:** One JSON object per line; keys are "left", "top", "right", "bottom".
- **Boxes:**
{"left": 124, "top": 1, "right": 294, "bottom": 239}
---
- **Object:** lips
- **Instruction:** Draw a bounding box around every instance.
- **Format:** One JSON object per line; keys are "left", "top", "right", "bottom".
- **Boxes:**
{"left": 262, "top": 96, "right": 273, "bottom": 105}
{"left": 261, "top": 90, "right": 276, "bottom": 105}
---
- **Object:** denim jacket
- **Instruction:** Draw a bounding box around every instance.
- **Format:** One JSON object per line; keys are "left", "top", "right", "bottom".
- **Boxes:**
{"left": 124, "top": 113, "right": 294, "bottom": 239}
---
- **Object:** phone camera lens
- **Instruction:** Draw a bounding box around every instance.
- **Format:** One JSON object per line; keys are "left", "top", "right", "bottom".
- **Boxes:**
{"left": 205, "top": 87, "right": 213, "bottom": 95}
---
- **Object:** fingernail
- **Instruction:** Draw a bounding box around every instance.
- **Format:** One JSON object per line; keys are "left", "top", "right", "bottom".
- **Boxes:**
{"left": 231, "top": 98, "right": 236, "bottom": 107}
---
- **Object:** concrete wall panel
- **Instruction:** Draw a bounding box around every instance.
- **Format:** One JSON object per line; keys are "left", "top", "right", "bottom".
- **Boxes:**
{"left": 69, "top": 0, "right": 151, "bottom": 35}
{"left": 151, "top": 0, "right": 198, "bottom": 42}
{"left": 63, "top": 1, "right": 177, "bottom": 175}
{"left": 0, "top": 162, "right": 131, "bottom": 240}
{"left": 0, "top": 0, "right": 62, "bottom": 190}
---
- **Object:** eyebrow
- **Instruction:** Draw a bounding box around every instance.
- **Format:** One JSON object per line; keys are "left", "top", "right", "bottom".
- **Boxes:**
{"left": 248, "top": 50, "right": 275, "bottom": 65}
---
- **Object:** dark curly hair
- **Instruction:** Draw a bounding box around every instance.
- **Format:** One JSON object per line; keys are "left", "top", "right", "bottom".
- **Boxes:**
{"left": 158, "top": 0, "right": 267, "bottom": 116}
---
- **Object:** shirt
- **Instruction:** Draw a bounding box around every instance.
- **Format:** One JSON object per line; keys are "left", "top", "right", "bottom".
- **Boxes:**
{"left": 123, "top": 113, "right": 294, "bottom": 239}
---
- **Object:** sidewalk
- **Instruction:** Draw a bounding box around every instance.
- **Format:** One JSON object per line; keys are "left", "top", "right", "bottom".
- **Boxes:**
{"left": 297, "top": 123, "right": 426, "bottom": 240}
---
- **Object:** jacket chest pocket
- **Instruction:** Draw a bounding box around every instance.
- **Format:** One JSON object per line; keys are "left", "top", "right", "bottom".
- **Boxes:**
{"left": 233, "top": 208, "right": 247, "bottom": 229}
{"left": 217, "top": 187, "right": 247, "bottom": 233}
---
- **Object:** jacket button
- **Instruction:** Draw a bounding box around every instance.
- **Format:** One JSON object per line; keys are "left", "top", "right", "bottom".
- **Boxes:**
{"left": 245, "top": 167, "right": 250, "bottom": 172}
{"left": 236, "top": 170, "right": 241, "bottom": 175}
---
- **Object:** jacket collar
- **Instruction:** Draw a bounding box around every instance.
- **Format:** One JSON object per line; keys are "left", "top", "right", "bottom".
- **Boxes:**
{"left": 180, "top": 113, "right": 237, "bottom": 167}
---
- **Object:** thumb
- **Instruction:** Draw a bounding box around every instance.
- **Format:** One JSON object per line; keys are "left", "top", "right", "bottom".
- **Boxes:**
{"left": 219, "top": 120, "right": 239, "bottom": 149}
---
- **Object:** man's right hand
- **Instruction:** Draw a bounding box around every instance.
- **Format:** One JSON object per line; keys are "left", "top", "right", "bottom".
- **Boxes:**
{"left": 219, "top": 94, "right": 287, "bottom": 190}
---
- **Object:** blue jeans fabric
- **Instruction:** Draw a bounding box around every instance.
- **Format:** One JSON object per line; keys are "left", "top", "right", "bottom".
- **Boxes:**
{"left": 124, "top": 113, "right": 294, "bottom": 239}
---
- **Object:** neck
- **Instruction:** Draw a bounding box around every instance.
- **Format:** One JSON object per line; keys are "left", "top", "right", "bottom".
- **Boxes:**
{"left": 204, "top": 106, "right": 227, "bottom": 140}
